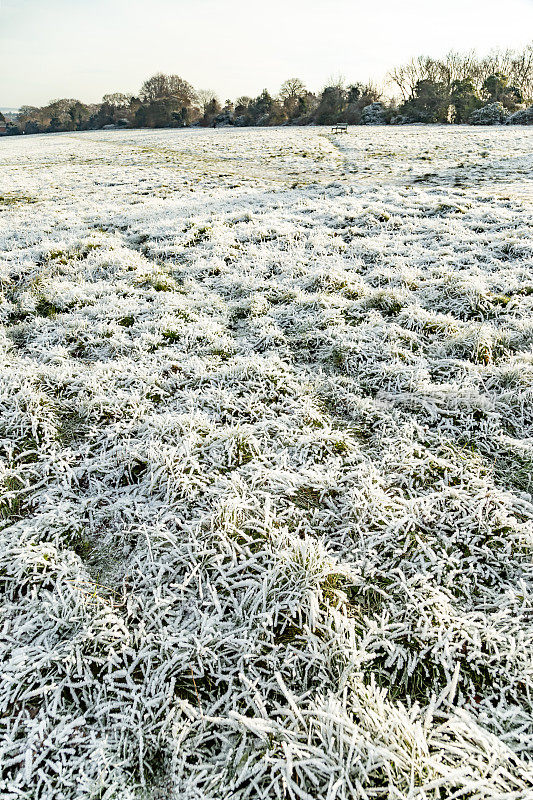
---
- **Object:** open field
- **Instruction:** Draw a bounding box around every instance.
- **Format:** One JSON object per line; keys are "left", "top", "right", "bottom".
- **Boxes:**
{"left": 1, "top": 126, "right": 533, "bottom": 799}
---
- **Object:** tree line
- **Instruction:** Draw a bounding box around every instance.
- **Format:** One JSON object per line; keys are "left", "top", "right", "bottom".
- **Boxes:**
{"left": 2, "top": 43, "right": 533, "bottom": 136}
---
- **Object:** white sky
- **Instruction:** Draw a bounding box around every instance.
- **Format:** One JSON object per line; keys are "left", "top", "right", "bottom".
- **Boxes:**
{"left": 1, "top": 0, "right": 533, "bottom": 108}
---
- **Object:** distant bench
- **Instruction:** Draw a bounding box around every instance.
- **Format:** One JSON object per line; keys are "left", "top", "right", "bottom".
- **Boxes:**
{"left": 331, "top": 124, "right": 348, "bottom": 134}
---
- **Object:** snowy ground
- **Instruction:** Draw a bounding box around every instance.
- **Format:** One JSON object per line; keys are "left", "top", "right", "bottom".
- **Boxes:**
{"left": 1, "top": 126, "right": 533, "bottom": 799}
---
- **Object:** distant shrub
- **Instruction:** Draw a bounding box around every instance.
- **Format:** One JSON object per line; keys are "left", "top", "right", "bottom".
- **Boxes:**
{"left": 360, "top": 102, "right": 387, "bottom": 125}
{"left": 390, "top": 114, "right": 410, "bottom": 125}
{"left": 469, "top": 102, "right": 507, "bottom": 125}
{"left": 505, "top": 105, "right": 533, "bottom": 124}
{"left": 213, "top": 112, "right": 234, "bottom": 128}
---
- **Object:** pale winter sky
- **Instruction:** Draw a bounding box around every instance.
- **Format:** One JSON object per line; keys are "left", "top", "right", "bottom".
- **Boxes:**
{"left": 1, "top": 0, "right": 533, "bottom": 108}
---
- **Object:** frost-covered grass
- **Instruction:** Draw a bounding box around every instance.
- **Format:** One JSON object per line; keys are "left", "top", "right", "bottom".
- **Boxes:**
{"left": 1, "top": 126, "right": 532, "bottom": 799}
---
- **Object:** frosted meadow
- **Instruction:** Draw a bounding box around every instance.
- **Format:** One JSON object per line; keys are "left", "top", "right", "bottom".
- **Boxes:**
{"left": 1, "top": 125, "right": 532, "bottom": 799}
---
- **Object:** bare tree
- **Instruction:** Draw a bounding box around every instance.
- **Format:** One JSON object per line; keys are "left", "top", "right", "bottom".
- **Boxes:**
{"left": 139, "top": 73, "right": 197, "bottom": 106}
{"left": 17, "top": 105, "right": 40, "bottom": 120}
{"left": 390, "top": 56, "right": 433, "bottom": 99}
{"left": 391, "top": 50, "right": 499, "bottom": 98}
{"left": 196, "top": 89, "right": 220, "bottom": 113}
{"left": 508, "top": 43, "right": 533, "bottom": 100}
{"left": 324, "top": 73, "right": 346, "bottom": 90}
{"left": 279, "top": 78, "right": 307, "bottom": 101}
{"left": 102, "top": 93, "right": 132, "bottom": 108}
{"left": 444, "top": 51, "right": 480, "bottom": 85}
{"left": 389, "top": 64, "right": 410, "bottom": 100}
